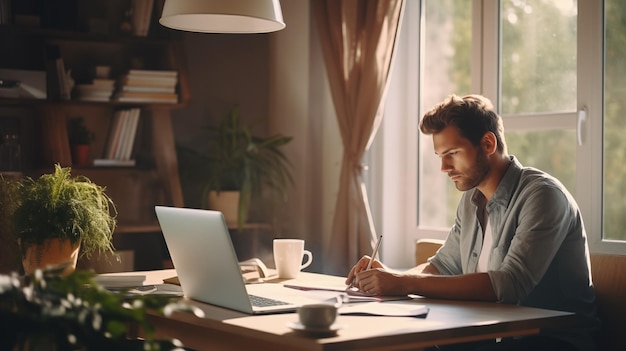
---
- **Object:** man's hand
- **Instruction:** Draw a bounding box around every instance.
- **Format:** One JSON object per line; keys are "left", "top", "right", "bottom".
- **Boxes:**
{"left": 351, "top": 269, "right": 414, "bottom": 296}
{"left": 345, "top": 255, "right": 384, "bottom": 286}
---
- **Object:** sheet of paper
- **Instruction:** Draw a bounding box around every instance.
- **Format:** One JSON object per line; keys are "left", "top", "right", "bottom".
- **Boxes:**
{"left": 94, "top": 274, "right": 146, "bottom": 288}
{"left": 339, "top": 301, "right": 429, "bottom": 317}
{"left": 283, "top": 283, "right": 410, "bottom": 302}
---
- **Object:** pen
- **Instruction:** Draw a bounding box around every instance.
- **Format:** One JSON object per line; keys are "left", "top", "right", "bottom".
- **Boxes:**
{"left": 347, "top": 235, "right": 383, "bottom": 290}
{"left": 366, "top": 235, "right": 383, "bottom": 270}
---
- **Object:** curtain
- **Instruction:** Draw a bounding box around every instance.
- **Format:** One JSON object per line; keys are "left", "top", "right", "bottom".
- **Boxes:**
{"left": 313, "top": 0, "right": 404, "bottom": 275}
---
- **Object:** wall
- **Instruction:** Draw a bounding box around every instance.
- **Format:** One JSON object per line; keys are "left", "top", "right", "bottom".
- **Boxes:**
{"left": 172, "top": 1, "right": 342, "bottom": 273}
{"left": 171, "top": 32, "right": 271, "bottom": 210}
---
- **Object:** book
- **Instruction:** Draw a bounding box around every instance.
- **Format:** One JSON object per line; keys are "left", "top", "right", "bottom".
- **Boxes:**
{"left": 123, "top": 75, "right": 177, "bottom": 85}
{"left": 120, "top": 108, "right": 140, "bottom": 160}
{"left": 128, "top": 69, "right": 178, "bottom": 77}
{"left": 122, "top": 85, "right": 176, "bottom": 93}
{"left": 116, "top": 91, "right": 178, "bottom": 100}
{"left": 115, "top": 109, "right": 133, "bottom": 160}
{"left": 104, "top": 110, "right": 125, "bottom": 159}
{"left": 92, "top": 79, "right": 116, "bottom": 87}
{"left": 93, "top": 158, "right": 136, "bottom": 167}
{"left": 116, "top": 95, "right": 178, "bottom": 104}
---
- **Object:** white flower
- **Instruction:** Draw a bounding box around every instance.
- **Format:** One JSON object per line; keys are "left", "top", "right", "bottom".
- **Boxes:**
{"left": 67, "top": 334, "right": 77, "bottom": 344}
{"left": 92, "top": 312, "right": 102, "bottom": 330}
{"left": 0, "top": 275, "right": 12, "bottom": 293}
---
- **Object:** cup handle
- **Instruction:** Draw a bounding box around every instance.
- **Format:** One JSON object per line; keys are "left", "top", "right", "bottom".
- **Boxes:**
{"left": 301, "top": 250, "right": 313, "bottom": 270}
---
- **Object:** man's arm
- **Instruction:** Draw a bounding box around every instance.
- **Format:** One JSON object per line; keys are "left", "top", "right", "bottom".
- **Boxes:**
{"left": 354, "top": 268, "right": 497, "bottom": 302}
{"left": 406, "top": 262, "right": 440, "bottom": 275}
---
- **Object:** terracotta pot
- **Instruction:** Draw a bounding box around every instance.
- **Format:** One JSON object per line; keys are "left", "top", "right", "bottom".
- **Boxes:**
{"left": 21, "top": 238, "right": 80, "bottom": 276}
{"left": 71, "top": 144, "right": 90, "bottom": 167}
{"left": 208, "top": 190, "right": 240, "bottom": 227}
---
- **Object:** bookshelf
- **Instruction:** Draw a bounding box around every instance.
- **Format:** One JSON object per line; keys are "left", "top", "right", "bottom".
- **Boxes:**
{"left": 0, "top": 0, "right": 188, "bottom": 271}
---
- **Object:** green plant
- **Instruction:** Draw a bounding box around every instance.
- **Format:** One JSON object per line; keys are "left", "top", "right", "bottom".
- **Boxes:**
{"left": 11, "top": 164, "right": 116, "bottom": 259}
{"left": 0, "top": 267, "right": 200, "bottom": 350}
{"left": 178, "top": 105, "right": 294, "bottom": 230}
{"left": 212, "top": 106, "right": 294, "bottom": 229}
{"left": 67, "top": 117, "right": 94, "bottom": 145}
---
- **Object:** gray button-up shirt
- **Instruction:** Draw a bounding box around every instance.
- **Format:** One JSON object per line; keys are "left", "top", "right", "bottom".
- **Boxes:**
{"left": 429, "top": 156, "right": 599, "bottom": 350}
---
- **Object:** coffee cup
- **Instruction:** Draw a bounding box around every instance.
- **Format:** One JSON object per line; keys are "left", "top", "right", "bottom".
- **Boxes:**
{"left": 297, "top": 303, "right": 338, "bottom": 330}
{"left": 273, "top": 239, "right": 312, "bottom": 279}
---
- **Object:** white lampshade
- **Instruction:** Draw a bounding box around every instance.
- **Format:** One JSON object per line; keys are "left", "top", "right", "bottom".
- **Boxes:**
{"left": 159, "top": 0, "right": 286, "bottom": 33}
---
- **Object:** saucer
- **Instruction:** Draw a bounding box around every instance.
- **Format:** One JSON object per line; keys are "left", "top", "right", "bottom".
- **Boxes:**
{"left": 287, "top": 321, "right": 344, "bottom": 337}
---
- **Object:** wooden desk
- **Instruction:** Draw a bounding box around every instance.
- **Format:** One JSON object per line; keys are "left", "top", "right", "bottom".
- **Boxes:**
{"left": 136, "top": 270, "right": 576, "bottom": 351}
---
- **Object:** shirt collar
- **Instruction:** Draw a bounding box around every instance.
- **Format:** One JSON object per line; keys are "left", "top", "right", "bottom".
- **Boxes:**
{"left": 471, "top": 155, "right": 522, "bottom": 209}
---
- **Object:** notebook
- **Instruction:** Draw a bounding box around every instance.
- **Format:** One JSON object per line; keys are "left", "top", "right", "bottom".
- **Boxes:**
{"left": 155, "top": 206, "right": 319, "bottom": 314}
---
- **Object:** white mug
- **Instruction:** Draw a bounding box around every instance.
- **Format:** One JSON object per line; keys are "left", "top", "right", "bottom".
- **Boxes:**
{"left": 273, "top": 239, "right": 312, "bottom": 279}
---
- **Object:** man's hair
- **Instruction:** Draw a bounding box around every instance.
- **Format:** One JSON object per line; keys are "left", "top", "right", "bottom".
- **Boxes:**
{"left": 420, "top": 94, "right": 507, "bottom": 154}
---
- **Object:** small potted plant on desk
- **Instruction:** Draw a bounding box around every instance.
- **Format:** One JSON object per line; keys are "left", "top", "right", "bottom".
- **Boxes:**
{"left": 67, "top": 116, "right": 94, "bottom": 167}
{"left": 0, "top": 266, "right": 201, "bottom": 350}
{"left": 5, "top": 164, "right": 117, "bottom": 276}
{"left": 178, "top": 105, "right": 294, "bottom": 231}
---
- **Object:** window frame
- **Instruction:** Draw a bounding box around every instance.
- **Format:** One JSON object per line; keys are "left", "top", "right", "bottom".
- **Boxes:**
{"left": 373, "top": 0, "right": 621, "bottom": 269}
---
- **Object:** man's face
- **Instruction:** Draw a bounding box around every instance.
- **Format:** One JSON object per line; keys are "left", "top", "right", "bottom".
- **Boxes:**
{"left": 432, "top": 125, "right": 490, "bottom": 191}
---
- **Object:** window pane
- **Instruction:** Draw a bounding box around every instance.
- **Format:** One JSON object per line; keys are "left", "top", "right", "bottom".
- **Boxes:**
{"left": 501, "top": 0, "right": 577, "bottom": 114}
{"left": 505, "top": 130, "right": 576, "bottom": 192}
{"left": 603, "top": 0, "right": 626, "bottom": 241}
{"left": 419, "top": 0, "right": 471, "bottom": 228}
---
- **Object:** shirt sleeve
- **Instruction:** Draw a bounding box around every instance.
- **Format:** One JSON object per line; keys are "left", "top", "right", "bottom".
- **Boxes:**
{"left": 428, "top": 196, "right": 467, "bottom": 275}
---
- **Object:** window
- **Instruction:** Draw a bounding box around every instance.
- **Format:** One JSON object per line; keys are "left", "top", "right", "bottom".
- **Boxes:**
{"left": 602, "top": 0, "right": 626, "bottom": 242}
{"left": 376, "top": 0, "right": 626, "bottom": 268}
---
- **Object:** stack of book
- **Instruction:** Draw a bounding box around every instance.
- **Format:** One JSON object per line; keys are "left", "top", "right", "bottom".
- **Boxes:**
{"left": 93, "top": 108, "right": 141, "bottom": 167}
{"left": 114, "top": 69, "right": 178, "bottom": 103}
{"left": 74, "top": 79, "right": 115, "bottom": 101}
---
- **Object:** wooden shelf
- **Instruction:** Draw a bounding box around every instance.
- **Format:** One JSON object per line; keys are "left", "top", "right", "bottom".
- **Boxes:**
{"left": 0, "top": 97, "right": 188, "bottom": 108}
{"left": 115, "top": 224, "right": 161, "bottom": 234}
{"left": 1, "top": 2, "right": 188, "bottom": 261}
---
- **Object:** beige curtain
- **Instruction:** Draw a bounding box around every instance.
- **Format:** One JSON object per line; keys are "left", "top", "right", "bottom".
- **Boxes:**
{"left": 313, "top": 0, "right": 404, "bottom": 275}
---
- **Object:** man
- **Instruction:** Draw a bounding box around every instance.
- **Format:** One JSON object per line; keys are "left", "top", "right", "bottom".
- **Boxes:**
{"left": 346, "top": 94, "right": 599, "bottom": 350}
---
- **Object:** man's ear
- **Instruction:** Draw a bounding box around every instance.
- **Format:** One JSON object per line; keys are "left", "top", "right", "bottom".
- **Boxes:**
{"left": 481, "top": 132, "right": 498, "bottom": 155}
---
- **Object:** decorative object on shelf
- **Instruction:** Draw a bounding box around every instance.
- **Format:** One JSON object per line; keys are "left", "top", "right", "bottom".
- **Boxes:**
{"left": 0, "top": 133, "right": 21, "bottom": 173}
{"left": 44, "top": 44, "right": 73, "bottom": 101}
{"left": 178, "top": 105, "right": 293, "bottom": 230}
{"left": 5, "top": 164, "right": 117, "bottom": 276}
{"left": 67, "top": 117, "right": 95, "bottom": 167}
{"left": 0, "top": 69, "right": 46, "bottom": 99}
{"left": 0, "top": 266, "right": 202, "bottom": 351}
{"left": 159, "top": 0, "right": 285, "bottom": 33}
{"left": 74, "top": 78, "right": 115, "bottom": 102}
{"left": 131, "top": 0, "right": 155, "bottom": 36}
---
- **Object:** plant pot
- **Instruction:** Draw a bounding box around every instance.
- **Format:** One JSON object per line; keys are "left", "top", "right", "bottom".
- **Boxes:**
{"left": 21, "top": 238, "right": 80, "bottom": 276}
{"left": 208, "top": 190, "right": 240, "bottom": 227}
{"left": 71, "top": 144, "right": 90, "bottom": 167}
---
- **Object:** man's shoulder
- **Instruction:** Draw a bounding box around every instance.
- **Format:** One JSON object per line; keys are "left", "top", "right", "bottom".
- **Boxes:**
{"left": 518, "top": 166, "right": 565, "bottom": 190}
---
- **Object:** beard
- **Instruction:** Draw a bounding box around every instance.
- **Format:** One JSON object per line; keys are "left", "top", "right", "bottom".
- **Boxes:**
{"left": 452, "top": 149, "right": 490, "bottom": 191}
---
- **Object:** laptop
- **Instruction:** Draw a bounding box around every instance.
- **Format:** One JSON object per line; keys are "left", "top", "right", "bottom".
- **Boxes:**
{"left": 155, "top": 205, "right": 317, "bottom": 314}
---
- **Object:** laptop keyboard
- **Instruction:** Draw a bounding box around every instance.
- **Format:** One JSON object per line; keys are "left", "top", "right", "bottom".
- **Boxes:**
{"left": 249, "top": 294, "right": 290, "bottom": 307}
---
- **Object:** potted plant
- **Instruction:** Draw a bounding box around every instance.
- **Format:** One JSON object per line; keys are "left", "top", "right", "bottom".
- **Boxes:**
{"left": 178, "top": 105, "right": 294, "bottom": 230}
{"left": 0, "top": 267, "right": 201, "bottom": 350}
{"left": 8, "top": 164, "right": 117, "bottom": 276}
{"left": 67, "top": 116, "right": 94, "bottom": 167}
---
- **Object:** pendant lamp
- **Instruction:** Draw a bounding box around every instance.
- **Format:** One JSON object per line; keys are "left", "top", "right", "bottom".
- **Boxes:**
{"left": 159, "top": 0, "right": 285, "bottom": 33}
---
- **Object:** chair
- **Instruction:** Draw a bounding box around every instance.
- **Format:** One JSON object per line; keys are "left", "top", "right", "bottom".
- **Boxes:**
{"left": 589, "top": 254, "right": 626, "bottom": 351}
{"left": 415, "top": 238, "right": 444, "bottom": 266}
